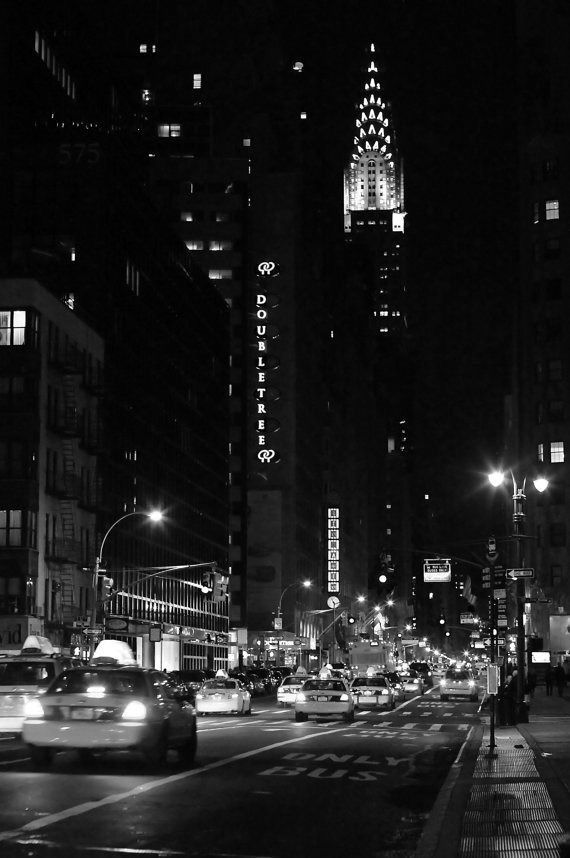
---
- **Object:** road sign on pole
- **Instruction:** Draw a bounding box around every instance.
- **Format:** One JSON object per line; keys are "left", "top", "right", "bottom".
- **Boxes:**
{"left": 507, "top": 568, "right": 534, "bottom": 579}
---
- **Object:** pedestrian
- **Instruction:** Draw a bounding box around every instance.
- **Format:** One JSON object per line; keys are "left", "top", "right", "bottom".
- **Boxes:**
{"left": 554, "top": 663, "right": 566, "bottom": 697}
{"left": 545, "top": 665, "right": 554, "bottom": 696}
{"left": 504, "top": 670, "right": 518, "bottom": 724}
{"left": 526, "top": 669, "right": 537, "bottom": 699}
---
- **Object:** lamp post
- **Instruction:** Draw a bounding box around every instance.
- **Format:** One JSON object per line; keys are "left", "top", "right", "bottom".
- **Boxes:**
{"left": 88, "top": 509, "right": 163, "bottom": 658}
{"left": 488, "top": 470, "right": 548, "bottom": 722}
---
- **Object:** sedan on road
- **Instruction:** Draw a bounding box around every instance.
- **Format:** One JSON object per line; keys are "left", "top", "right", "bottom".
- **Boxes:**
{"left": 350, "top": 675, "right": 395, "bottom": 710}
{"left": 277, "top": 672, "right": 308, "bottom": 707}
{"left": 195, "top": 677, "right": 252, "bottom": 716}
{"left": 439, "top": 668, "right": 478, "bottom": 701}
{"left": 293, "top": 677, "right": 354, "bottom": 723}
{"left": 402, "top": 671, "right": 425, "bottom": 696}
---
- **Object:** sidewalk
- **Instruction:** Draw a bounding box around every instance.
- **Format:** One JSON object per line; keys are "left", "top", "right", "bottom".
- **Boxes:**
{"left": 416, "top": 686, "right": 570, "bottom": 857}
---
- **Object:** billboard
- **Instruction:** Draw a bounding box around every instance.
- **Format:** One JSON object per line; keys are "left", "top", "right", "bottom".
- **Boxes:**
{"left": 423, "top": 559, "right": 451, "bottom": 583}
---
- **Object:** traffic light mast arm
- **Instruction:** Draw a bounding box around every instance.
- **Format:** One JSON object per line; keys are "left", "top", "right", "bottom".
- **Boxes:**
{"left": 112, "top": 562, "right": 221, "bottom": 596}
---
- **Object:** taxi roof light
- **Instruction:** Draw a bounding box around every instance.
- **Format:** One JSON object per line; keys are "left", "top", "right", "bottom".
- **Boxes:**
{"left": 21, "top": 635, "right": 56, "bottom": 656}
{"left": 91, "top": 640, "right": 138, "bottom": 666}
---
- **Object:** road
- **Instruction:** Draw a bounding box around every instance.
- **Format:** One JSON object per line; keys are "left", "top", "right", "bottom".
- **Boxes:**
{"left": 0, "top": 685, "right": 481, "bottom": 857}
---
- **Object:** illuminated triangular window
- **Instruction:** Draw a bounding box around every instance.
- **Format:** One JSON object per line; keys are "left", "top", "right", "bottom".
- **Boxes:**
{"left": 368, "top": 109, "right": 375, "bottom": 119}
{"left": 368, "top": 125, "right": 375, "bottom": 135}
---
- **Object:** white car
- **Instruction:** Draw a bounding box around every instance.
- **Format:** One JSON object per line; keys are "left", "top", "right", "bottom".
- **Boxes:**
{"left": 277, "top": 673, "right": 308, "bottom": 707}
{"left": 439, "top": 668, "right": 478, "bottom": 701}
{"left": 402, "top": 672, "right": 425, "bottom": 695}
{"left": 294, "top": 677, "right": 354, "bottom": 723}
{"left": 195, "top": 677, "right": 252, "bottom": 716}
{"left": 350, "top": 674, "right": 395, "bottom": 710}
{"left": 22, "top": 641, "right": 197, "bottom": 769}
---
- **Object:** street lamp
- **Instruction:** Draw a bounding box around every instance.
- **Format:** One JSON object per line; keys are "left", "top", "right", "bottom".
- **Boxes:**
{"left": 88, "top": 509, "right": 164, "bottom": 657}
{"left": 488, "top": 470, "right": 548, "bottom": 721}
{"left": 275, "top": 579, "right": 312, "bottom": 624}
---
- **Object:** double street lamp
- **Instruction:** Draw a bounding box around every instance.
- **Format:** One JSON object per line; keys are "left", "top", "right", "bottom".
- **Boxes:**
{"left": 488, "top": 470, "right": 548, "bottom": 721}
{"left": 88, "top": 509, "right": 164, "bottom": 658}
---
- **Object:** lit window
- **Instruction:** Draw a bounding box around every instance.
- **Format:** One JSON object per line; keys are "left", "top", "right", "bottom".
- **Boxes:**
{"left": 300, "top": 111, "right": 307, "bottom": 119}
{"left": 141, "top": 89, "right": 153, "bottom": 104}
{"left": 243, "top": 138, "right": 251, "bottom": 147}
{"left": 185, "top": 240, "right": 204, "bottom": 251}
{"left": 545, "top": 199, "right": 559, "bottom": 220}
{"left": 551, "top": 441, "right": 564, "bottom": 463}
{"left": 208, "top": 269, "right": 232, "bottom": 280}
{"left": 387, "top": 437, "right": 395, "bottom": 453}
{"left": 0, "top": 310, "right": 26, "bottom": 346}
{"left": 181, "top": 212, "right": 193, "bottom": 222}
{"left": 139, "top": 44, "right": 148, "bottom": 53}
{"left": 193, "top": 73, "right": 202, "bottom": 89}
{"left": 157, "top": 123, "right": 181, "bottom": 138}
{"left": 538, "top": 443, "right": 544, "bottom": 462}
{"left": 209, "top": 240, "right": 233, "bottom": 251}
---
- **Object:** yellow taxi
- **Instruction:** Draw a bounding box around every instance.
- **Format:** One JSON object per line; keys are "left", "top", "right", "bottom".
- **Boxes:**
{"left": 22, "top": 640, "right": 197, "bottom": 769}
{"left": 195, "top": 670, "right": 252, "bottom": 716}
{"left": 293, "top": 668, "right": 355, "bottom": 723}
{"left": 350, "top": 671, "right": 395, "bottom": 711}
{"left": 439, "top": 667, "right": 479, "bottom": 701}
{"left": 0, "top": 635, "right": 81, "bottom": 736}
{"left": 276, "top": 668, "right": 308, "bottom": 707}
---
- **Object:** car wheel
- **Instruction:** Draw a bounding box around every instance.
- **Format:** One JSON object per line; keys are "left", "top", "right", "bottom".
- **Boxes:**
{"left": 30, "top": 746, "right": 52, "bottom": 769}
{"left": 177, "top": 726, "right": 197, "bottom": 768}
{"left": 244, "top": 703, "right": 252, "bottom": 715}
{"left": 470, "top": 694, "right": 478, "bottom": 702}
{"left": 294, "top": 712, "right": 307, "bottom": 722}
{"left": 145, "top": 730, "right": 168, "bottom": 769}
{"left": 343, "top": 711, "right": 355, "bottom": 723}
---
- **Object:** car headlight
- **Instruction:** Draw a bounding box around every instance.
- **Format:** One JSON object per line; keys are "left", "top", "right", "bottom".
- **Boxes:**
{"left": 121, "top": 700, "right": 147, "bottom": 720}
{"left": 340, "top": 693, "right": 349, "bottom": 701}
{"left": 468, "top": 680, "right": 476, "bottom": 687}
{"left": 296, "top": 693, "right": 306, "bottom": 702}
{"left": 231, "top": 693, "right": 239, "bottom": 699}
{"left": 24, "top": 697, "right": 45, "bottom": 718}
{"left": 440, "top": 679, "right": 447, "bottom": 687}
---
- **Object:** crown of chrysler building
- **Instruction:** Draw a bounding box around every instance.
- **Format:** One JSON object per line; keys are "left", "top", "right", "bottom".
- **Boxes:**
{"left": 343, "top": 43, "right": 404, "bottom": 232}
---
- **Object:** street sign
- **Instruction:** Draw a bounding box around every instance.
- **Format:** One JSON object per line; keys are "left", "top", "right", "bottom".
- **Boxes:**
{"left": 497, "top": 618, "right": 508, "bottom": 628}
{"left": 401, "top": 638, "right": 420, "bottom": 645}
{"left": 273, "top": 617, "right": 282, "bottom": 630}
{"left": 83, "top": 627, "right": 103, "bottom": 636}
{"left": 507, "top": 568, "right": 534, "bottom": 579}
{"left": 460, "top": 613, "right": 476, "bottom": 624}
{"left": 423, "top": 559, "right": 451, "bottom": 582}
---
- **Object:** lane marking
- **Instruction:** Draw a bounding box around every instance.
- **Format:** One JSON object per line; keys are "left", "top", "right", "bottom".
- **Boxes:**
{"left": 0, "top": 725, "right": 351, "bottom": 842}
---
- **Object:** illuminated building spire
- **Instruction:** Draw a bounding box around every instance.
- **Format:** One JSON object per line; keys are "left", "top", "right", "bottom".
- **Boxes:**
{"left": 343, "top": 43, "right": 404, "bottom": 232}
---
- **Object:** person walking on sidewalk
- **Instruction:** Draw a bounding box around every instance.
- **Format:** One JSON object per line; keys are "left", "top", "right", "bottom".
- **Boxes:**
{"left": 545, "top": 664, "right": 554, "bottom": 696}
{"left": 554, "top": 663, "right": 566, "bottom": 697}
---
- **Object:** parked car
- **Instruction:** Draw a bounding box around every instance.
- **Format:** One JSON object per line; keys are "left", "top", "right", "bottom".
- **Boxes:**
{"left": 293, "top": 677, "right": 354, "bottom": 723}
{"left": 439, "top": 668, "right": 478, "bottom": 702}
{"left": 168, "top": 669, "right": 211, "bottom": 701}
{"left": 350, "top": 674, "right": 395, "bottom": 710}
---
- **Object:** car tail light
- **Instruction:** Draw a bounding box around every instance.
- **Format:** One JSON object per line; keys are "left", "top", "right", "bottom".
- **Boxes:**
{"left": 231, "top": 693, "right": 239, "bottom": 699}
{"left": 24, "top": 697, "right": 44, "bottom": 718}
{"left": 121, "top": 700, "right": 147, "bottom": 720}
{"left": 340, "top": 693, "right": 349, "bottom": 701}
{"left": 440, "top": 679, "right": 447, "bottom": 687}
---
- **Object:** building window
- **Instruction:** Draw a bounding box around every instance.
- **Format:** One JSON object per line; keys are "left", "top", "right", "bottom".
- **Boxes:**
{"left": 551, "top": 564, "right": 563, "bottom": 586}
{"left": 193, "top": 73, "right": 202, "bottom": 89}
{"left": 543, "top": 159, "right": 559, "bottom": 180}
{"left": 185, "top": 240, "right": 204, "bottom": 251}
{"left": 208, "top": 269, "right": 232, "bottom": 280}
{"left": 141, "top": 89, "right": 153, "bottom": 105}
{"left": 545, "top": 199, "right": 559, "bottom": 220}
{"left": 157, "top": 123, "right": 181, "bottom": 138}
{"left": 538, "top": 443, "right": 544, "bottom": 462}
{"left": 209, "top": 240, "right": 233, "bottom": 251}
{"left": 550, "top": 441, "right": 564, "bottom": 463}
{"left": 181, "top": 212, "right": 193, "bottom": 222}
{"left": 533, "top": 202, "right": 540, "bottom": 224}
{"left": 0, "top": 510, "right": 22, "bottom": 546}
{"left": 550, "top": 522, "right": 566, "bottom": 547}
{"left": 545, "top": 237, "right": 560, "bottom": 259}
{"left": 0, "top": 310, "right": 26, "bottom": 346}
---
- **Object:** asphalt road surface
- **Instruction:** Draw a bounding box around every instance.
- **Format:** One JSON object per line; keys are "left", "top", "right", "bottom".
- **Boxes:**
{"left": 0, "top": 685, "right": 481, "bottom": 858}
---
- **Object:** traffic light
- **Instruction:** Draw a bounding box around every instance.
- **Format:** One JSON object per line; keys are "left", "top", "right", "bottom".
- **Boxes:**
{"left": 212, "top": 572, "right": 228, "bottom": 603}
{"left": 201, "top": 568, "right": 213, "bottom": 595}
{"left": 347, "top": 614, "right": 356, "bottom": 625}
{"left": 101, "top": 576, "right": 114, "bottom": 601}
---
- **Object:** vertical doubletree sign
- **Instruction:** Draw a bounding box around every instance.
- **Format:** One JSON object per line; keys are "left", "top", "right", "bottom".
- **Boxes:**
{"left": 327, "top": 508, "right": 340, "bottom": 593}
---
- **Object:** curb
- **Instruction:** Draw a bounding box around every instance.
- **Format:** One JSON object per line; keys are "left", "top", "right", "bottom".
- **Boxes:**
{"left": 517, "top": 722, "right": 570, "bottom": 834}
{"left": 414, "top": 723, "right": 483, "bottom": 858}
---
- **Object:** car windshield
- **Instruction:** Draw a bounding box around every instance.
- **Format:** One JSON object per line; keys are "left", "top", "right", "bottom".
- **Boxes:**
{"left": 282, "top": 676, "right": 305, "bottom": 686}
{"left": 353, "top": 677, "right": 387, "bottom": 688}
{"left": 303, "top": 680, "right": 345, "bottom": 692}
{"left": 0, "top": 661, "right": 56, "bottom": 687}
{"left": 203, "top": 680, "right": 237, "bottom": 690}
{"left": 446, "top": 670, "right": 470, "bottom": 680}
{"left": 49, "top": 670, "right": 147, "bottom": 695}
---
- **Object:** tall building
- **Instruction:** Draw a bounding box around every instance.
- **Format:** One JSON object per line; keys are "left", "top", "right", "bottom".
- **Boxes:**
{"left": 513, "top": 0, "right": 570, "bottom": 656}
{"left": 342, "top": 43, "right": 413, "bottom": 641}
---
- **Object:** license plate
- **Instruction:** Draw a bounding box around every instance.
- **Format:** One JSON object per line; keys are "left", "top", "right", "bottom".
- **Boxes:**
{"left": 71, "top": 708, "right": 94, "bottom": 720}
{"left": 317, "top": 696, "right": 328, "bottom": 702}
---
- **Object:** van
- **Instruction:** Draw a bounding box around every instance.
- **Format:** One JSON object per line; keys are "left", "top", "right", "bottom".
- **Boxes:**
{"left": 0, "top": 635, "right": 82, "bottom": 735}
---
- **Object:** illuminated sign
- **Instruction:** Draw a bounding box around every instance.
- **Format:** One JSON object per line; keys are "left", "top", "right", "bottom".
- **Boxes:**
{"left": 327, "top": 507, "right": 340, "bottom": 593}
{"left": 423, "top": 558, "right": 451, "bottom": 582}
{"left": 254, "top": 261, "right": 280, "bottom": 464}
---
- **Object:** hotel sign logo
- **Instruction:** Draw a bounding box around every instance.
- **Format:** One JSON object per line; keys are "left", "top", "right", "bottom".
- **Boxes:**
{"left": 327, "top": 507, "right": 340, "bottom": 593}
{"left": 254, "top": 260, "right": 280, "bottom": 464}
